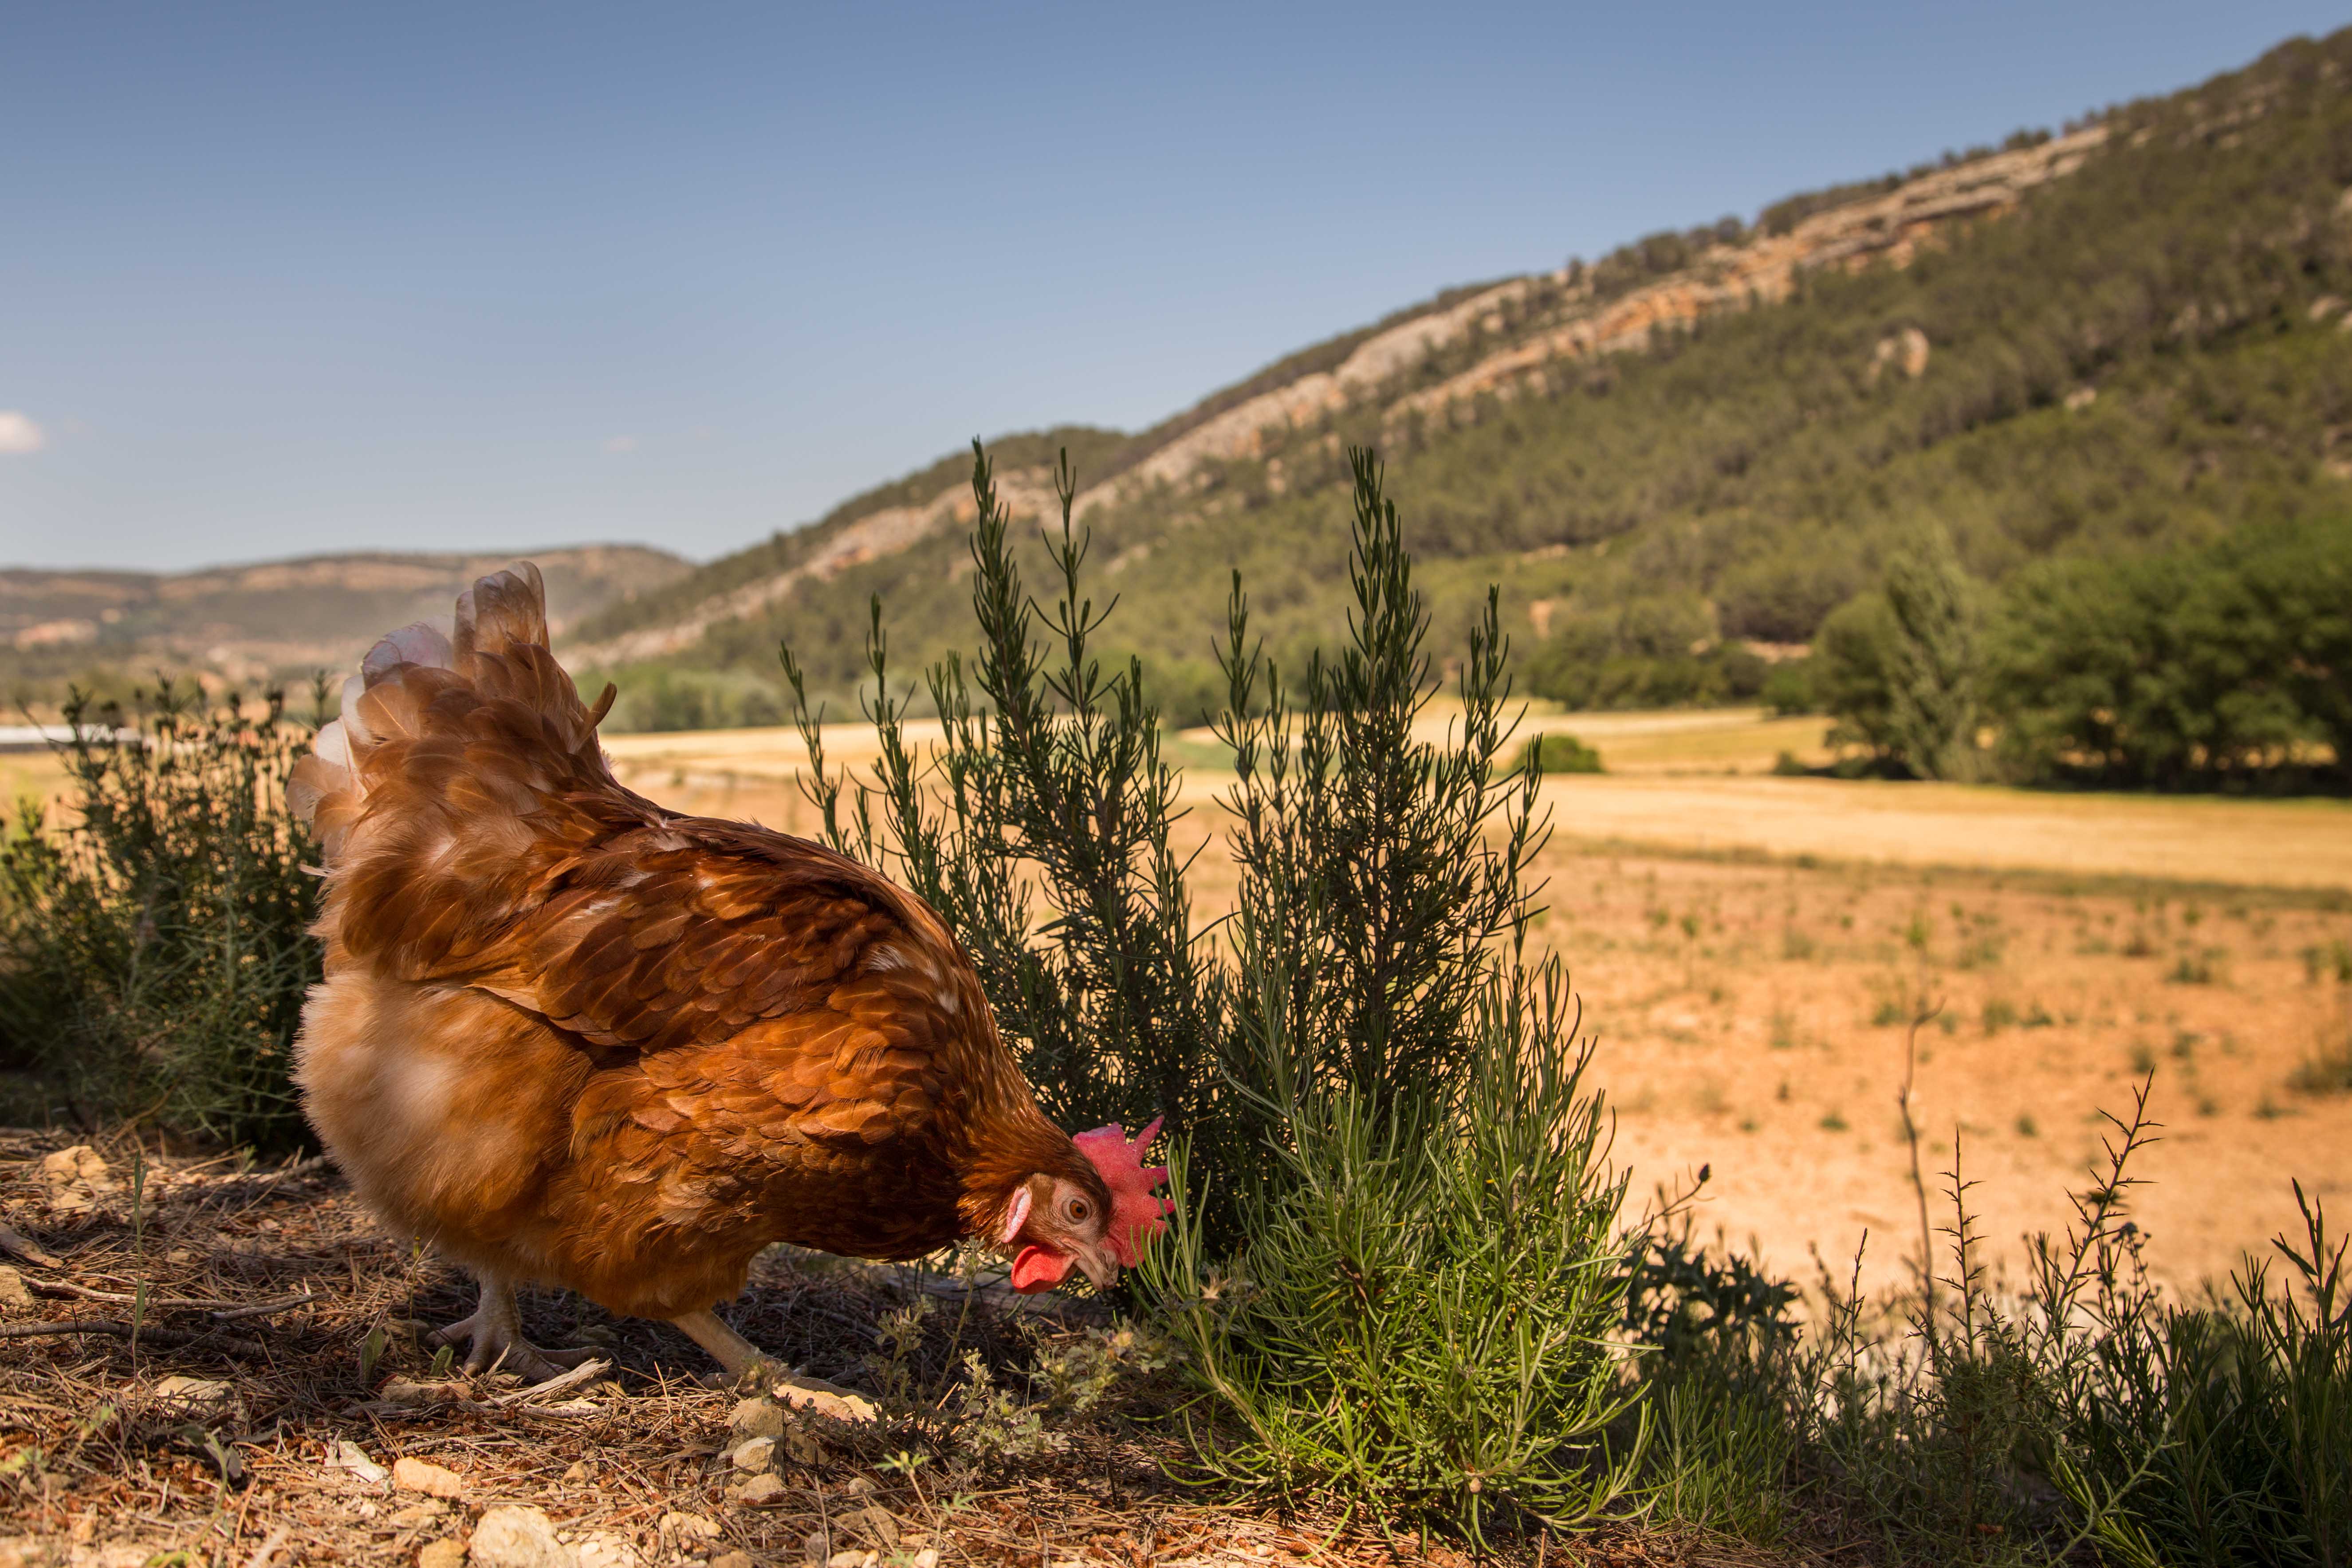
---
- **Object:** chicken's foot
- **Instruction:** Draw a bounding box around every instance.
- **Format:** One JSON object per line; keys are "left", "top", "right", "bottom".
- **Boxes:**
{"left": 433, "top": 1271, "right": 595, "bottom": 1382}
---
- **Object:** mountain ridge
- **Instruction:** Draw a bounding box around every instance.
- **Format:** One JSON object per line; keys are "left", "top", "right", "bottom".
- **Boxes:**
{"left": 563, "top": 126, "right": 2106, "bottom": 675}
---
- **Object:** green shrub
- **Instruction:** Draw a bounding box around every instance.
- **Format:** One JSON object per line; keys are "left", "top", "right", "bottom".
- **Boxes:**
{"left": 792, "top": 444, "right": 1634, "bottom": 1538}
{"left": 0, "top": 681, "right": 323, "bottom": 1147}
{"left": 1521, "top": 732, "right": 1603, "bottom": 774}
{"left": 1759, "top": 656, "right": 1816, "bottom": 715}
{"left": 1141, "top": 961, "right": 1641, "bottom": 1542}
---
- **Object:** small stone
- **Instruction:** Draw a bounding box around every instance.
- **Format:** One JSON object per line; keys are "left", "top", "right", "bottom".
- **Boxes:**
{"left": 847, "top": 1508, "right": 898, "bottom": 1550}
{"left": 328, "top": 1439, "right": 389, "bottom": 1485}
{"left": 731, "top": 1473, "right": 785, "bottom": 1506}
{"left": 574, "top": 1534, "right": 641, "bottom": 1568}
{"left": 782, "top": 1424, "right": 826, "bottom": 1466}
{"left": 728, "top": 1436, "right": 775, "bottom": 1473}
{"left": 559, "top": 1460, "right": 590, "bottom": 1484}
{"left": 151, "top": 1375, "right": 234, "bottom": 1416}
{"left": 842, "top": 1476, "right": 874, "bottom": 1498}
{"left": 802, "top": 1530, "right": 830, "bottom": 1563}
{"left": 771, "top": 1373, "right": 877, "bottom": 1423}
{"left": 40, "top": 1146, "right": 114, "bottom": 1191}
{"left": 912, "top": 1551, "right": 940, "bottom": 1568}
{"left": 469, "top": 1504, "right": 576, "bottom": 1568}
{"left": 0, "top": 1537, "right": 58, "bottom": 1568}
{"left": 728, "top": 1396, "right": 785, "bottom": 1443}
{"left": 826, "top": 1553, "right": 866, "bottom": 1568}
{"left": 388, "top": 1503, "right": 444, "bottom": 1528}
{"left": 711, "top": 1555, "right": 755, "bottom": 1568}
{"left": 417, "top": 1540, "right": 469, "bottom": 1568}
{"left": 658, "top": 1513, "right": 720, "bottom": 1542}
{"left": 393, "top": 1457, "right": 465, "bottom": 1498}
{"left": 0, "top": 1266, "right": 33, "bottom": 1310}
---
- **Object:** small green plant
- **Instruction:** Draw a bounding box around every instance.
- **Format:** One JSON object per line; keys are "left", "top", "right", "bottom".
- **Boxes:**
{"left": 1519, "top": 731, "right": 1603, "bottom": 774}
{"left": 1981, "top": 997, "right": 2019, "bottom": 1034}
{"left": 2289, "top": 1039, "right": 2352, "bottom": 1096}
{"left": 1820, "top": 1108, "right": 1849, "bottom": 1132}
{"left": 2168, "top": 947, "right": 2226, "bottom": 985}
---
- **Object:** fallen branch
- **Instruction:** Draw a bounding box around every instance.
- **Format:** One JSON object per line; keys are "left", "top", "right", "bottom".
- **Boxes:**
{"left": 210, "top": 1291, "right": 320, "bottom": 1323}
{"left": 25, "top": 1283, "right": 316, "bottom": 1320}
{"left": 494, "top": 1356, "right": 613, "bottom": 1407}
{"left": 0, "top": 1318, "right": 267, "bottom": 1356}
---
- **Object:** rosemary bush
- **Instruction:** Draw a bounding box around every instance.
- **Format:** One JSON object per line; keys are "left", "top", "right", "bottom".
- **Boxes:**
{"left": 788, "top": 442, "right": 1642, "bottom": 1535}
{"left": 0, "top": 681, "right": 322, "bottom": 1148}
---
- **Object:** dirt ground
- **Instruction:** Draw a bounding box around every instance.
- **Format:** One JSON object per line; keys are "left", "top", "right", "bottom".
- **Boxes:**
{"left": 0, "top": 1134, "right": 1776, "bottom": 1568}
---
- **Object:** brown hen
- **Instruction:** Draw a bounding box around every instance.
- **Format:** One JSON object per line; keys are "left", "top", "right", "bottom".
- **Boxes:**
{"left": 289, "top": 564, "right": 1167, "bottom": 1382}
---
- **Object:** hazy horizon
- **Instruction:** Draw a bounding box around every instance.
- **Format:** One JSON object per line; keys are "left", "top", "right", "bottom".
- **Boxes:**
{"left": 5, "top": 0, "right": 2345, "bottom": 573}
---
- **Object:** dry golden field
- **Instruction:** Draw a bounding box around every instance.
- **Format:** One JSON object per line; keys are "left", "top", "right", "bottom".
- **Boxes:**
{"left": 609, "top": 710, "right": 2352, "bottom": 1300}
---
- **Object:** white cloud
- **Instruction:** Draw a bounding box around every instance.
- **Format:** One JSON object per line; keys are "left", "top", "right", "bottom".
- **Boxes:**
{"left": 602, "top": 434, "right": 639, "bottom": 454}
{"left": 0, "top": 412, "right": 46, "bottom": 455}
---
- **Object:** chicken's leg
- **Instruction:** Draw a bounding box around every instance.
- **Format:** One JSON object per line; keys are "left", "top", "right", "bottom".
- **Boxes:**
{"left": 668, "top": 1307, "right": 775, "bottom": 1382}
{"left": 433, "top": 1270, "right": 595, "bottom": 1382}
{"left": 669, "top": 1308, "right": 877, "bottom": 1419}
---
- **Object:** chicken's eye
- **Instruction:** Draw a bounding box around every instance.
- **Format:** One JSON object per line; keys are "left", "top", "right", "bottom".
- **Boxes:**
{"left": 1064, "top": 1197, "right": 1091, "bottom": 1223}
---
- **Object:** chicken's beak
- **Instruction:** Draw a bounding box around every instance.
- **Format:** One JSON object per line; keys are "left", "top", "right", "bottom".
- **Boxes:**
{"left": 1075, "top": 1239, "right": 1120, "bottom": 1289}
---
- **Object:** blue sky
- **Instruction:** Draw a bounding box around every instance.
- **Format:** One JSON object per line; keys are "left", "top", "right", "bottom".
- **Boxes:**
{"left": 3, "top": 2, "right": 2344, "bottom": 572}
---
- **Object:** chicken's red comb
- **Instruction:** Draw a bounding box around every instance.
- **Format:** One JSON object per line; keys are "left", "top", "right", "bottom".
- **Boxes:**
{"left": 1073, "top": 1116, "right": 1173, "bottom": 1268}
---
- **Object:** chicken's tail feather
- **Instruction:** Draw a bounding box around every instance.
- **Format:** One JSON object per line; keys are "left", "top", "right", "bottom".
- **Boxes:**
{"left": 291, "top": 561, "right": 604, "bottom": 865}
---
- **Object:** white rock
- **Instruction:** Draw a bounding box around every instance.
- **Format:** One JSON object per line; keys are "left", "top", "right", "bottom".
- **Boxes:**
{"left": 728, "top": 1396, "right": 785, "bottom": 1443}
{"left": 574, "top": 1533, "right": 642, "bottom": 1568}
{"left": 470, "top": 1505, "right": 578, "bottom": 1568}
{"left": 150, "top": 1376, "right": 233, "bottom": 1416}
{"left": 728, "top": 1436, "right": 775, "bottom": 1473}
{"left": 325, "top": 1439, "right": 388, "bottom": 1485}
{"left": 658, "top": 1513, "right": 720, "bottom": 1542}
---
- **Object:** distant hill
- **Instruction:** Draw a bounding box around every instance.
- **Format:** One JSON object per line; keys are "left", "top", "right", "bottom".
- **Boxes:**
{"left": 565, "top": 27, "right": 2352, "bottom": 730}
{"left": 0, "top": 545, "right": 692, "bottom": 707}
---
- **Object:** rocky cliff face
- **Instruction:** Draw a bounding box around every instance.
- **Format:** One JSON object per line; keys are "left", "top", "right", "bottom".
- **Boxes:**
{"left": 573, "top": 129, "right": 2105, "bottom": 671}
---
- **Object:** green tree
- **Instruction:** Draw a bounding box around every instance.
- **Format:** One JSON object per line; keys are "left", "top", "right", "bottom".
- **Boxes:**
{"left": 1819, "top": 530, "right": 1986, "bottom": 779}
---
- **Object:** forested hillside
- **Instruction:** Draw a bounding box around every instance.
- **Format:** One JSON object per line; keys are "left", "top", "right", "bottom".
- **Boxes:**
{"left": 564, "top": 29, "right": 2352, "bottom": 732}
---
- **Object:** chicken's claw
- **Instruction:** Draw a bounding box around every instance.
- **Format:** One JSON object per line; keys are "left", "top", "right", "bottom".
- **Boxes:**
{"left": 433, "top": 1274, "right": 595, "bottom": 1383}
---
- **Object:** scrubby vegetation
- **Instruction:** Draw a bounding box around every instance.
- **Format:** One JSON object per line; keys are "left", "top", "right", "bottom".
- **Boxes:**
{"left": 0, "top": 681, "right": 323, "bottom": 1145}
